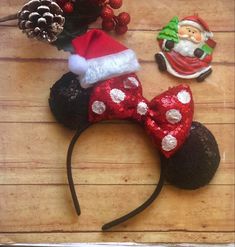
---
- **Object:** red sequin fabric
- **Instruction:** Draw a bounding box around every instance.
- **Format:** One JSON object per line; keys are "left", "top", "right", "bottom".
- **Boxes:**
{"left": 89, "top": 73, "right": 194, "bottom": 157}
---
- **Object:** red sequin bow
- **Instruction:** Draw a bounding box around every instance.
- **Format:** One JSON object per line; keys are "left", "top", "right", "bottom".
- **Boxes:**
{"left": 88, "top": 73, "right": 194, "bottom": 158}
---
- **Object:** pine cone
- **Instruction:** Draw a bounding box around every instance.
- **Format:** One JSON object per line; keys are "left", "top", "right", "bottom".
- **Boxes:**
{"left": 18, "top": 0, "right": 65, "bottom": 43}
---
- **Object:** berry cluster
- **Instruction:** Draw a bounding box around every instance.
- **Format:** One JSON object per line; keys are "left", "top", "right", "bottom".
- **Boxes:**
{"left": 56, "top": 0, "right": 130, "bottom": 35}
{"left": 99, "top": 0, "right": 130, "bottom": 34}
{"left": 56, "top": 0, "right": 75, "bottom": 14}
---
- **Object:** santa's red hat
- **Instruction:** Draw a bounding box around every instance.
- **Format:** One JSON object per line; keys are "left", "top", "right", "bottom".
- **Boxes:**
{"left": 68, "top": 29, "right": 140, "bottom": 88}
{"left": 179, "top": 15, "right": 213, "bottom": 39}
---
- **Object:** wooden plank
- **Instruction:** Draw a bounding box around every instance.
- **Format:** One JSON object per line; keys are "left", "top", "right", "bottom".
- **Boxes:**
{"left": 0, "top": 28, "right": 234, "bottom": 64}
{"left": 0, "top": 0, "right": 234, "bottom": 31}
{"left": 1, "top": 243, "right": 231, "bottom": 247}
{"left": 139, "top": 63, "right": 235, "bottom": 103}
{"left": 0, "top": 62, "right": 234, "bottom": 104}
{"left": 0, "top": 102, "right": 234, "bottom": 124}
{"left": 0, "top": 232, "right": 234, "bottom": 244}
{"left": 194, "top": 103, "right": 234, "bottom": 124}
{"left": 122, "top": 0, "right": 235, "bottom": 31}
{"left": 0, "top": 104, "right": 54, "bottom": 123}
{"left": 0, "top": 184, "right": 234, "bottom": 232}
{"left": 0, "top": 161, "right": 233, "bottom": 185}
{"left": 0, "top": 26, "right": 62, "bottom": 60}
{"left": 0, "top": 123, "right": 233, "bottom": 164}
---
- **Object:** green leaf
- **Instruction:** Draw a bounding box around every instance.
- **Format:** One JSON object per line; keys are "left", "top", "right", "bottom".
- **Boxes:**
{"left": 52, "top": 25, "right": 88, "bottom": 52}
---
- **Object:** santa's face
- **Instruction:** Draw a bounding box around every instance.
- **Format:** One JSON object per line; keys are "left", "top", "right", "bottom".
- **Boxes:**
{"left": 173, "top": 25, "right": 204, "bottom": 57}
{"left": 178, "top": 25, "right": 203, "bottom": 43}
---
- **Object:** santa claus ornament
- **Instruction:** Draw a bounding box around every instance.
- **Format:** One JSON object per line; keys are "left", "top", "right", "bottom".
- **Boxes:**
{"left": 155, "top": 15, "right": 216, "bottom": 82}
{"left": 49, "top": 29, "right": 220, "bottom": 230}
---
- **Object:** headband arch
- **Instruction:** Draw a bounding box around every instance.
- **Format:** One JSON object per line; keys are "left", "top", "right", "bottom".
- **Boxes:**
{"left": 66, "top": 122, "right": 165, "bottom": 231}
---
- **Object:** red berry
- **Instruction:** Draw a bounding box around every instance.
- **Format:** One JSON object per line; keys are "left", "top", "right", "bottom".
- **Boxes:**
{"left": 102, "top": 19, "right": 115, "bottom": 31}
{"left": 101, "top": 6, "right": 114, "bottom": 20}
{"left": 109, "top": 0, "right": 122, "bottom": 9}
{"left": 63, "top": 2, "right": 74, "bottom": 13}
{"left": 115, "top": 24, "right": 128, "bottom": 35}
{"left": 117, "top": 12, "right": 131, "bottom": 26}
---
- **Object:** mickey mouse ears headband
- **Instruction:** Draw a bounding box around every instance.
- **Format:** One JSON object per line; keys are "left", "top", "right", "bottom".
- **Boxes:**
{"left": 0, "top": 0, "right": 220, "bottom": 231}
{"left": 49, "top": 30, "right": 220, "bottom": 230}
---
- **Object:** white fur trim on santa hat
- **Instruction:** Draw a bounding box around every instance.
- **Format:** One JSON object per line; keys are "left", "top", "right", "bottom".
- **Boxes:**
{"left": 68, "top": 55, "right": 88, "bottom": 75}
{"left": 179, "top": 20, "right": 204, "bottom": 31}
{"left": 78, "top": 49, "right": 140, "bottom": 88}
{"left": 179, "top": 20, "right": 213, "bottom": 40}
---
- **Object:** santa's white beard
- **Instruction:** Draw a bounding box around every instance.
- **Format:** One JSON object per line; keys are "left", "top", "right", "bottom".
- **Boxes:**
{"left": 173, "top": 39, "right": 202, "bottom": 57}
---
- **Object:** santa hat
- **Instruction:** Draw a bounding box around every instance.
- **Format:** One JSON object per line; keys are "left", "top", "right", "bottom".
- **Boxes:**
{"left": 179, "top": 15, "right": 213, "bottom": 39}
{"left": 68, "top": 29, "right": 140, "bottom": 88}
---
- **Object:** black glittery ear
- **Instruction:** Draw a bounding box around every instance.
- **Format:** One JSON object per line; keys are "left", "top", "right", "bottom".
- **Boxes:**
{"left": 49, "top": 72, "right": 92, "bottom": 129}
{"left": 161, "top": 121, "right": 220, "bottom": 189}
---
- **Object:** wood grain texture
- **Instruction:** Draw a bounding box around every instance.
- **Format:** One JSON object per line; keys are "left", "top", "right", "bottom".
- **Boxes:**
{"left": 0, "top": 0, "right": 234, "bottom": 244}
{"left": 0, "top": 161, "right": 233, "bottom": 185}
{"left": 0, "top": 123, "right": 233, "bottom": 164}
{"left": 0, "top": 28, "right": 234, "bottom": 64}
{"left": 0, "top": 62, "right": 234, "bottom": 104}
{"left": 0, "top": 233, "right": 234, "bottom": 244}
{"left": 0, "top": 185, "right": 234, "bottom": 232}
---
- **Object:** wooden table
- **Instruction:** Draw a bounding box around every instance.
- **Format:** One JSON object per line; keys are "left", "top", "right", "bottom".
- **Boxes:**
{"left": 0, "top": 0, "right": 234, "bottom": 244}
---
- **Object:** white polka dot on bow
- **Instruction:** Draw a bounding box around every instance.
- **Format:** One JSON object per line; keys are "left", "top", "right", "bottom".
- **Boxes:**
{"left": 177, "top": 90, "right": 191, "bottom": 104}
{"left": 166, "top": 109, "right": 182, "bottom": 124}
{"left": 137, "top": 102, "right": 148, "bottom": 115}
{"left": 161, "top": 134, "right": 177, "bottom": 152}
{"left": 92, "top": 101, "right": 106, "bottom": 115}
{"left": 110, "top": 88, "right": 126, "bottom": 103}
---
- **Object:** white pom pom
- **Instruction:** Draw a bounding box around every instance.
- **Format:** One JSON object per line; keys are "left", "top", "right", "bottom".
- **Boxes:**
{"left": 205, "top": 31, "right": 213, "bottom": 39}
{"left": 68, "top": 55, "right": 88, "bottom": 75}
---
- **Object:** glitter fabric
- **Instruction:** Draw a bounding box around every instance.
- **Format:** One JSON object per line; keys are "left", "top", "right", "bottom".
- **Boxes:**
{"left": 88, "top": 74, "right": 194, "bottom": 158}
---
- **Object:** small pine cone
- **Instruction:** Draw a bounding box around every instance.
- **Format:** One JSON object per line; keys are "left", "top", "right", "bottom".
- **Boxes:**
{"left": 18, "top": 0, "right": 65, "bottom": 43}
